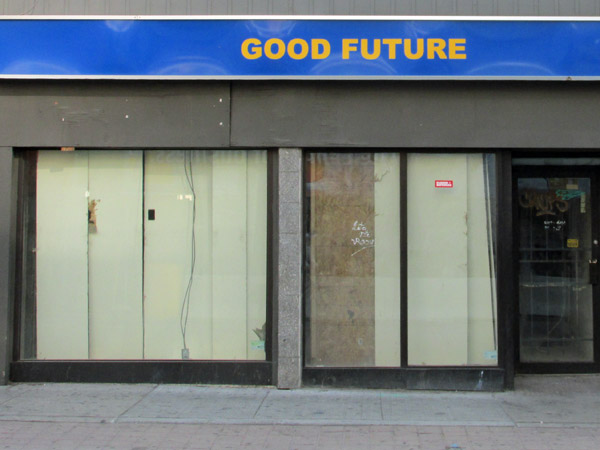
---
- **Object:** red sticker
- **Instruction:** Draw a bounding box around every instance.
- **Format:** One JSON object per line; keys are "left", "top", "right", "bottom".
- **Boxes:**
{"left": 435, "top": 180, "right": 453, "bottom": 188}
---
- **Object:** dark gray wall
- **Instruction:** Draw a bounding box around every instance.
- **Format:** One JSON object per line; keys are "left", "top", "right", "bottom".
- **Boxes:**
{"left": 2, "top": 80, "right": 600, "bottom": 149}
{"left": 0, "top": 148, "right": 14, "bottom": 385}
{"left": 0, "top": 82, "right": 229, "bottom": 148}
{"left": 1, "top": 0, "right": 600, "bottom": 16}
{"left": 231, "top": 81, "right": 600, "bottom": 148}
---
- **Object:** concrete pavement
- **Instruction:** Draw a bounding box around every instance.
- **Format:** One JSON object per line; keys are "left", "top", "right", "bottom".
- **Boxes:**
{"left": 0, "top": 375, "right": 598, "bottom": 448}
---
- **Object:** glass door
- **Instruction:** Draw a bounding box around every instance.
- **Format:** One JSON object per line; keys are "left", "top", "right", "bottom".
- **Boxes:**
{"left": 516, "top": 168, "right": 599, "bottom": 369}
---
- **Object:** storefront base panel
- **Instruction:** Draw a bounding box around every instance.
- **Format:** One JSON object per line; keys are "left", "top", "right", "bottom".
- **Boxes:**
{"left": 517, "top": 363, "right": 600, "bottom": 375}
{"left": 303, "top": 368, "right": 505, "bottom": 391}
{"left": 10, "top": 361, "right": 273, "bottom": 385}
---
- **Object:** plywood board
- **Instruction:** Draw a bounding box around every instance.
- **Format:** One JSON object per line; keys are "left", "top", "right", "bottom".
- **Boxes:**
{"left": 308, "top": 154, "right": 375, "bottom": 366}
{"left": 374, "top": 154, "right": 401, "bottom": 366}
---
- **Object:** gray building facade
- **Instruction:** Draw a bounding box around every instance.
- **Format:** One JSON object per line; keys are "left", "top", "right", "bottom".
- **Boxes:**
{"left": 1, "top": 1, "right": 600, "bottom": 391}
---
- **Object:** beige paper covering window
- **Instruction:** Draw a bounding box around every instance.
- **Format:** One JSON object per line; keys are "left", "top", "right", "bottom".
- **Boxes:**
{"left": 35, "top": 150, "right": 267, "bottom": 361}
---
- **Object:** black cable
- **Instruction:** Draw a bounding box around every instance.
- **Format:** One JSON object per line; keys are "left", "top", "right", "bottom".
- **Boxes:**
{"left": 180, "top": 151, "right": 196, "bottom": 353}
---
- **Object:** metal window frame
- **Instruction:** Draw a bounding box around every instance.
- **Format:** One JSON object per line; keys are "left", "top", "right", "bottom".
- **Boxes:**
{"left": 302, "top": 149, "right": 506, "bottom": 391}
{"left": 10, "top": 148, "right": 277, "bottom": 386}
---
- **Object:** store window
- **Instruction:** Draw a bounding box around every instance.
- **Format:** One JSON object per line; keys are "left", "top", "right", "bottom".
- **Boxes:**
{"left": 20, "top": 150, "right": 268, "bottom": 361}
{"left": 407, "top": 153, "right": 497, "bottom": 366}
{"left": 305, "top": 152, "right": 497, "bottom": 368}
{"left": 305, "top": 153, "right": 401, "bottom": 367}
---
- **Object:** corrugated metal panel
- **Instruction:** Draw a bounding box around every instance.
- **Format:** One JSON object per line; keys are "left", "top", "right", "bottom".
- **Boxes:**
{"left": 1, "top": 0, "right": 600, "bottom": 16}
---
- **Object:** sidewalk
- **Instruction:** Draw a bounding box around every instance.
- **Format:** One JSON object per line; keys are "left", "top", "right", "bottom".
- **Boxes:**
{"left": 0, "top": 375, "right": 599, "bottom": 449}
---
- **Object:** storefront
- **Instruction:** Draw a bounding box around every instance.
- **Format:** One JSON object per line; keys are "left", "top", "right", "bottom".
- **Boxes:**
{"left": 1, "top": 13, "right": 600, "bottom": 391}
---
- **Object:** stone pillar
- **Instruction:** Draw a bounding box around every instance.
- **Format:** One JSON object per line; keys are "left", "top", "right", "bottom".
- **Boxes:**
{"left": 276, "top": 148, "right": 303, "bottom": 389}
{"left": 0, "top": 148, "right": 14, "bottom": 385}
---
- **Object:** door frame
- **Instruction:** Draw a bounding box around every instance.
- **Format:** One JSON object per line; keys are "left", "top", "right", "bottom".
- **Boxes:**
{"left": 513, "top": 164, "right": 600, "bottom": 374}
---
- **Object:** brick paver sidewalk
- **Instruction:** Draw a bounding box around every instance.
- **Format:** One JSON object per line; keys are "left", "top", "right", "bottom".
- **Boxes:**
{"left": 1, "top": 421, "right": 599, "bottom": 450}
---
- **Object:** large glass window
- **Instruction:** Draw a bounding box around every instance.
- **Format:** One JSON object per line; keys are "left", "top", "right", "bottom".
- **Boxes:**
{"left": 305, "top": 153, "right": 401, "bottom": 367}
{"left": 305, "top": 152, "right": 498, "bottom": 368}
{"left": 21, "top": 149, "right": 267, "bottom": 361}
{"left": 407, "top": 153, "right": 497, "bottom": 366}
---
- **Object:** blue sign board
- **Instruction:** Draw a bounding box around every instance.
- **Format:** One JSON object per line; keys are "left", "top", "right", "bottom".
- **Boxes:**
{"left": 0, "top": 18, "right": 599, "bottom": 79}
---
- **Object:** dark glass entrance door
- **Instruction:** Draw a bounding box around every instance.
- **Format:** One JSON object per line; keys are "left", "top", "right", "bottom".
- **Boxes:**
{"left": 516, "top": 168, "right": 599, "bottom": 369}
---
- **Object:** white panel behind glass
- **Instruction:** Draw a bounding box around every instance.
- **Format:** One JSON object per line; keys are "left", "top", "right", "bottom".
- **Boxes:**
{"left": 88, "top": 151, "right": 144, "bottom": 359}
{"left": 36, "top": 151, "right": 89, "bottom": 359}
{"left": 143, "top": 151, "right": 214, "bottom": 359}
{"left": 407, "top": 154, "right": 469, "bottom": 365}
{"left": 212, "top": 151, "right": 248, "bottom": 359}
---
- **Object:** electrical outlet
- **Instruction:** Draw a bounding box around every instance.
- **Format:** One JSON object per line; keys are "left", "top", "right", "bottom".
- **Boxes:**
{"left": 181, "top": 348, "right": 189, "bottom": 360}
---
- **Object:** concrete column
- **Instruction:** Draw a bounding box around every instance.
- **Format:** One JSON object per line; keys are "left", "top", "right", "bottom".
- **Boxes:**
{"left": 276, "top": 148, "right": 303, "bottom": 389}
{"left": 0, "top": 148, "right": 14, "bottom": 385}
